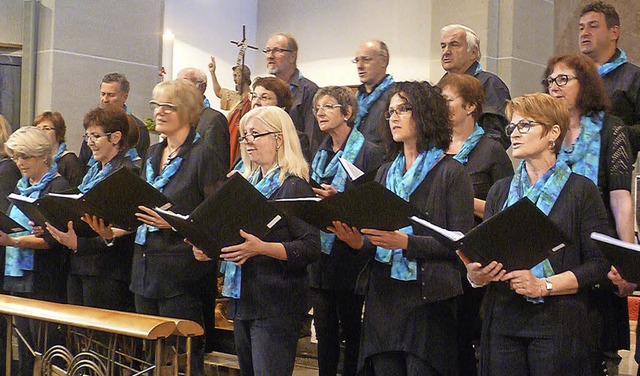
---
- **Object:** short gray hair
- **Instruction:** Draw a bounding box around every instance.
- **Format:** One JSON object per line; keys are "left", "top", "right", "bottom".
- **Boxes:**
{"left": 5, "top": 126, "right": 53, "bottom": 164}
{"left": 441, "top": 24, "right": 482, "bottom": 60}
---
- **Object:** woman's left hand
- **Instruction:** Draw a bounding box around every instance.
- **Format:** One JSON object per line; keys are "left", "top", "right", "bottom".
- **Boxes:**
{"left": 220, "top": 229, "right": 260, "bottom": 265}
{"left": 502, "top": 270, "right": 544, "bottom": 298}
{"left": 45, "top": 221, "right": 78, "bottom": 251}
{"left": 135, "top": 206, "right": 172, "bottom": 229}
{"left": 361, "top": 228, "right": 409, "bottom": 250}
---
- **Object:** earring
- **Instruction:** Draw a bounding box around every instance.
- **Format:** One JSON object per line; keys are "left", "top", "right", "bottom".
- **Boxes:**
{"left": 113, "top": 142, "right": 118, "bottom": 146}
{"left": 466, "top": 111, "right": 473, "bottom": 116}
{"left": 549, "top": 139, "right": 556, "bottom": 150}
{"left": 343, "top": 117, "right": 348, "bottom": 122}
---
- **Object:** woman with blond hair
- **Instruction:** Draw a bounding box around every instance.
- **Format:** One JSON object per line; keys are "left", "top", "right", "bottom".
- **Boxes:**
{"left": 460, "top": 93, "right": 610, "bottom": 375}
{"left": 194, "top": 106, "right": 320, "bottom": 376}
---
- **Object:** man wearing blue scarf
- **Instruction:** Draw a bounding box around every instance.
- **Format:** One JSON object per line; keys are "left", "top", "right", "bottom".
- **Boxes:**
{"left": 579, "top": 2, "right": 640, "bottom": 156}
{"left": 440, "top": 24, "right": 512, "bottom": 149}
{"left": 353, "top": 40, "right": 395, "bottom": 149}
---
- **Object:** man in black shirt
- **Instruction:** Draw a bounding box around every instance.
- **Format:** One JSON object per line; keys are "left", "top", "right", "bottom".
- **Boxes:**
{"left": 440, "top": 24, "right": 512, "bottom": 149}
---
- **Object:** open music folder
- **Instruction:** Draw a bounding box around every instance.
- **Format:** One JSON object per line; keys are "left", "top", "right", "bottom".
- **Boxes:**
{"left": 411, "top": 198, "right": 572, "bottom": 271}
{"left": 0, "top": 211, "right": 27, "bottom": 235}
{"left": 591, "top": 232, "right": 640, "bottom": 283}
{"left": 154, "top": 173, "right": 282, "bottom": 259}
{"left": 8, "top": 167, "right": 171, "bottom": 237}
{"left": 270, "top": 180, "right": 418, "bottom": 232}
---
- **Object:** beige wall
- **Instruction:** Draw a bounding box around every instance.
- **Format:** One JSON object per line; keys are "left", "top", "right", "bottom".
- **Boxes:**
{"left": 555, "top": 0, "right": 639, "bottom": 64}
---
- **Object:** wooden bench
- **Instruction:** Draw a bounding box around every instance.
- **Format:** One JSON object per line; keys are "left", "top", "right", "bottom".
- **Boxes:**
{"left": 0, "top": 294, "right": 203, "bottom": 376}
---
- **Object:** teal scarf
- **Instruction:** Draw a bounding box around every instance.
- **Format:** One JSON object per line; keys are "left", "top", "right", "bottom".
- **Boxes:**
{"left": 453, "top": 123, "right": 484, "bottom": 165}
{"left": 375, "top": 148, "right": 444, "bottom": 281}
{"left": 312, "top": 129, "right": 365, "bottom": 254}
{"left": 557, "top": 112, "right": 603, "bottom": 185}
{"left": 135, "top": 133, "right": 200, "bottom": 245}
{"left": 78, "top": 158, "right": 115, "bottom": 193}
{"left": 5, "top": 165, "right": 59, "bottom": 277}
{"left": 598, "top": 50, "right": 627, "bottom": 76}
{"left": 503, "top": 160, "right": 572, "bottom": 303}
{"left": 52, "top": 142, "right": 68, "bottom": 164}
{"left": 355, "top": 75, "right": 394, "bottom": 129}
{"left": 221, "top": 167, "right": 283, "bottom": 299}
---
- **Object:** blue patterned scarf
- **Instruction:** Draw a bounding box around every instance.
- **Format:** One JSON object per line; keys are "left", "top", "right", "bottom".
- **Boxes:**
{"left": 598, "top": 50, "right": 627, "bottom": 76}
{"left": 503, "top": 160, "right": 572, "bottom": 303}
{"left": 125, "top": 147, "right": 140, "bottom": 162}
{"left": 203, "top": 97, "right": 211, "bottom": 109}
{"left": 375, "top": 148, "right": 444, "bottom": 281}
{"left": 453, "top": 123, "right": 484, "bottom": 165}
{"left": 222, "top": 167, "right": 283, "bottom": 299}
{"left": 135, "top": 133, "right": 200, "bottom": 245}
{"left": 471, "top": 62, "right": 483, "bottom": 76}
{"left": 355, "top": 74, "right": 394, "bottom": 129}
{"left": 312, "top": 129, "right": 365, "bottom": 255}
{"left": 78, "top": 158, "right": 115, "bottom": 194}
{"left": 5, "top": 165, "right": 59, "bottom": 277}
{"left": 52, "top": 142, "right": 68, "bottom": 164}
{"left": 557, "top": 112, "right": 603, "bottom": 185}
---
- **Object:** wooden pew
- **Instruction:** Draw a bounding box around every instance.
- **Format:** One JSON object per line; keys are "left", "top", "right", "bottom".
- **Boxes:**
{"left": 0, "top": 294, "right": 203, "bottom": 376}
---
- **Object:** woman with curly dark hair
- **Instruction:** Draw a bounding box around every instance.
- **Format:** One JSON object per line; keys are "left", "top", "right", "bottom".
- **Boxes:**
{"left": 331, "top": 81, "right": 474, "bottom": 375}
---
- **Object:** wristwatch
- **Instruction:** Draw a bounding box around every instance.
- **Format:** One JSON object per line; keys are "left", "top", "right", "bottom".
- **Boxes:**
{"left": 545, "top": 278, "right": 553, "bottom": 294}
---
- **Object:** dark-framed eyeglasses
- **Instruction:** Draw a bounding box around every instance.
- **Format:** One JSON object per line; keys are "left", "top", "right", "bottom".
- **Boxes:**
{"left": 83, "top": 132, "right": 113, "bottom": 143}
{"left": 238, "top": 131, "right": 279, "bottom": 144}
{"left": 384, "top": 104, "right": 413, "bottom": 120}
{"left": 262, "top": 47, "right": 292, "bottom": 55}
{"left": 149, "top": 100, "right": 177, "bottom": 113}
{"left": 541, "top": 74, "right": 577, "bottom": 88}
{"left": 505, "top": 120, "right": 546, "bottom": 136}
{"left": 313, "top": 103, "right": 343, "bottom": 114}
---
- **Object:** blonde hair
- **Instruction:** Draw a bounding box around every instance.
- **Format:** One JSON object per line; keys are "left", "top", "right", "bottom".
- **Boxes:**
{"left": 152, "top": 79, "right": 203, "bottom": 128}
{"left": 5, "top": 126, "right": 54, "bottom": 164}
{"left": 506, "top": 93, "right": 569, "bottom": 154}
{"left": 0, "top": 114, "right": 12, "bottom": 159}
{"left": 239, "top": 106, "right": 309, "bottom": 183}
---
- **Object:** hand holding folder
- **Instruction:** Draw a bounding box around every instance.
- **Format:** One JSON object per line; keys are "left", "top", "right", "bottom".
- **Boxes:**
{"left": 411, "top": 198, "right": 572, "bottom": 272}
{"left": 592, "top": 232, "right": 640, "bottom": 283}
{"left": 154, "top": 173, "right": 282, "bottom": 259}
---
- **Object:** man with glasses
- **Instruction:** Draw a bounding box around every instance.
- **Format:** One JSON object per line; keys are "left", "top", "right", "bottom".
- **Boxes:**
{"left": 79, "top": 73, "right": 150, "bottom": 171}
{"left": 178, "top": 67, "right": 230, "bottom": 171}
{"left": 440, "top": 24, "right": 511, "bottom": 149}
{"left": 353, "top": 40, "right": 394, "bottom": 149}
{"left": 264, "top": 32, "right": 321, "bottom": 153}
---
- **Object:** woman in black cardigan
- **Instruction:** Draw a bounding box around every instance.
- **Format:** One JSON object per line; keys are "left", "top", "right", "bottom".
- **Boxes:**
{"left": 333, "top": 81, "right": 475, "bottom": 375}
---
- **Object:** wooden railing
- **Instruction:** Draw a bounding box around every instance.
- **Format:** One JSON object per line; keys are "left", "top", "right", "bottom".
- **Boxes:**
{"left": 0, "top": 294, "right": 203, "bottom": 376}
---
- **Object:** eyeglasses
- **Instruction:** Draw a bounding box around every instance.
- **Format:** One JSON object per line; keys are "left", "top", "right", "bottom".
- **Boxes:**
{"left": 10, "top": 154, "right": 34, "bottom": 163}
{"left": 384, "top": 104, "right": 413, "bottom": 120}
{"left": 262, "top": 47, "right": 292, "bottom": 55}
{"left": 33, "top": 125, "right": 55, "bottom": 132}
{"left": 541, "top": 74, "right": 577, "bottom": 88}
{"left": 351, "top": 56, "right": 376, "bottom": 64}
{"left": 505, "top": 120, "right": 546, "bottom": 136}
{"left": 83, "top": 132, "right": 113, "bottom": 143}
{"left": 238, "top": 131, "right": 279, "bottom": 143}
{"left": 313, "top": 103, "right": 343, "bottom": 114}
{"left": 249, "top": 92, "right": 276, "bottom": 103}
{"left": 149, "top": 100, "right": 177, "bottom": 113}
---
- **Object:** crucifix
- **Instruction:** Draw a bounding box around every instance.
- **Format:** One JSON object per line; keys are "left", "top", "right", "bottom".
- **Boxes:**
{"left": 230, "top": 25, "right": 258, "bottom": 94}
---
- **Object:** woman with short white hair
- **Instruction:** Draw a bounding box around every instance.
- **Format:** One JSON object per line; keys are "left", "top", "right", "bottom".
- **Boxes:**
{"left": 0, "top": 126, "right": 71, "bottom": 375}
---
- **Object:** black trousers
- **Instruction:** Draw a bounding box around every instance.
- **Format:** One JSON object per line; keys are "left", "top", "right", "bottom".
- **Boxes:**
{"left": 369, "top": 351, "right": 440, "bottom": 376}
{"left": 67, "top": 274, "right": 134, "bottom": 311}
{"left": 233, "top": 313, "right": 303, "bottom": 376}
{"left": 312, "top": 288, "right": 364, "bottom": 376}
{"left": 135, "top": 293, "right": 205, "bottom": 376}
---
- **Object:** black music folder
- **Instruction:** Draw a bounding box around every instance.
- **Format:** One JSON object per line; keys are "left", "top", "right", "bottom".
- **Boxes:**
{"left": 271, "top": 181, "right": 418, "bottom": 231}
{"left": 154, "top": 173, "right": 282, "bottom": 259}
{"left": 0, "top": 211, "right": 27, "bottom": 234}
{"left": 8, "top": 167, "right": 172, "bottom": 237}
{"left": 411, "top": 198, "right": 572, "bottom": 271}
{"left": 591, "top": 232, "right": 640, "bottom": 283}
